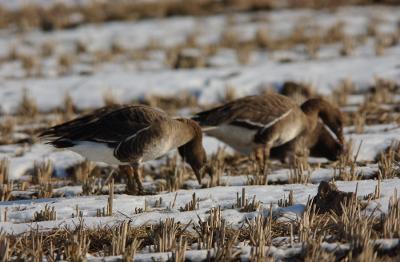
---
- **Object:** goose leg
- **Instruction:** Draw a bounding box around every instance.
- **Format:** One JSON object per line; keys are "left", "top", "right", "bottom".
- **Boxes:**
{"left": 277, "top": 139, "right": 298, "bottom": 165}
{"left": 120, "top": 165, "right": 136, "bottom": 195}
{"left": 120, "top": 164, "right": 143, "bottom": 195}
{"left": 262, "top": 143, "right": 272, "bottom": 172}
{"left": 132, "top": 166, "right": 144, "bottom": 194}
{"left": 254, "top": 143, "right": 272, "bottom": 174}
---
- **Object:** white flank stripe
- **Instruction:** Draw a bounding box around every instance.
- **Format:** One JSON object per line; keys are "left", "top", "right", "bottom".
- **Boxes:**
{"left": 234, "top": 119, "right": 265, "bottom": 128}
{"left": 236, "top": 109, "right": 293, "bottom": 131}
{"left": 114, "top": 125, "right": 152, "bottom": 153}
{"left": 319, "top": 118, "right": 340, "bottom": 143}
{"left": 261, "top": 109, "right": 293, "bottom": 131}
{"left": 92, "top": 138, "right": 119, "bottom": 143}
{"left": 201, "top": 126, "right": 218, "bottom": 131}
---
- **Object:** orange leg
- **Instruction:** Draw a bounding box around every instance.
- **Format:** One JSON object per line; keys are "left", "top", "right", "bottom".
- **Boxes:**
{"left": 254, "top": 144, "right": 271, "bottom": 174}
{"left": 120, "top": 165, "right": 143, "bottom": 195}
{"left": 133, "top": 167, "right": 144, "bottom": 194}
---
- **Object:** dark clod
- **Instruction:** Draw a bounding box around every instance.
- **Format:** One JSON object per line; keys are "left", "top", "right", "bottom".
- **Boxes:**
{"left": 312, "top": 181, "right": 355, "bottom": 215}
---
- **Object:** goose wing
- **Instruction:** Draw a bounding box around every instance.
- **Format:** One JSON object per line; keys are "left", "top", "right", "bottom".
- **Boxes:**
{"left": 40, "top": 105, "right": 168, "bottom": 147}
{"left": 113, "top": 122, "right": 163, "bottom": 163}
{"left": 193, "top": 94, "right": 296, "bottom": 130}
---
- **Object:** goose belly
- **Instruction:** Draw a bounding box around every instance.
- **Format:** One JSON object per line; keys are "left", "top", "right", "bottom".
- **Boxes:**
{"left": 141, "top": 143, "right": 172, "bottom": 162}
{"left": 273, "top": 124, "right": 303, "bottom": 147}
{"left": 206, "top": 125, "right": 257, "bottom": 154}
{"left": 141, "top": 139, "right": 173, "bottom": 162}
{"left": 69, "top": 141, "right": 123, "bottom": 165}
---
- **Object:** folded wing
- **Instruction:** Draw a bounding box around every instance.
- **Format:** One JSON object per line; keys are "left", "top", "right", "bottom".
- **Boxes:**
{"left": 39, "top": 105, "right": 168, "bottom": 148}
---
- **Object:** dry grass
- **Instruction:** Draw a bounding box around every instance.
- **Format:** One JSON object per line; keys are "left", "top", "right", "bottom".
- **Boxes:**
{"left": 0, "top": 183, "right": 12, "bottom": 202}
{"left": 1, "top": 4, "right": 394, "bottom": 79}
{"left": 204, "top": 147, "right": 227, "bottom": 188}
{"left": 96, "top": 180, "right": 114, "bottom": 217}
{"left": 63, "top": 92, "right": 76, "bottom": 118}
{"left": 20, "top": 54, "right": 41, "bottom": 77}
{"left": 70, "top": 160, "right": 96, "bottom": 184}
{"left": 2, "top": 73, "right": 400, "bottom": 260}
{"left": 234, "top": 188, "right": 262, "bottom": 212}
{"left": 278, "top": 190, "right": 294, "bottom": 207}
{"left": 334, "top": 140, "right": 362, "bottom": 181}
{"left": 0, "top": 159, "right": 9, "bottom": 185}
{"left": 37, "top": 183, "right": 53, "bottom": 199}
{"left": 247, "top": 209, "right": 273, "bottom": 259}
{"left": 332, "top": 78, "right": 355, "bottom": 107}
{"left": 103, "top": 89, "right": 121, "bottom": 107}
{"left": 164, "top": 158, "right": 186, "bottom": 192}
{"left": 194, "top": 207, "right": 227, "bottom": 250}
{"left": 147, "top": 218, "right": 181, "bottom": 252}
{"left": 378, "top": 142, "right": 400, "bottom": 179}
{"left": 170, "top": 48, "right": 205, "bottom": 69}
{"left": 0, "top": 197, "right": 399, "bottom": 260}
{"left": 179, "top": 193, "right": 200, "bottom": 212}
{"left": 0, "top": 0, "right": 395, "bottom": 31}
{"left": 33, "top": 204, "right": 56, "bottom": 222}
{"left": 288, "top": 158, "right": 311, "bottom": 184}
{"left": 17, "top": 90, "right": 38, "bottom": 117}
{"left": 58, "top": 53, "right": 75, "bottom": 75}
{"left": 139, "top": 92, "right": 197, "bottom": 113}
{"left": 32, "top": 160, "right": 53, "bottom": 185}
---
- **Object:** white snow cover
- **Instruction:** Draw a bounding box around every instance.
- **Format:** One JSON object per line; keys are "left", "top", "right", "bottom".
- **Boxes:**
{"left": 0, "top": 179, "right": 398, "bottom": 235}
{"left": 0, "top": 6, "right": 399, "bottom": 113}
{"left": 0, "top": 4, "right": 399, "bottom": 261}
{"left": 0, "top": 52, "right": 399, "bottom": 114}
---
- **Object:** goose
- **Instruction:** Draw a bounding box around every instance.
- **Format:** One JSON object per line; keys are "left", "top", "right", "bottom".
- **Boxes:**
{"left": 40, "top": 105, "right": 206, "bottom": 194}
{"left": 192, "top": 92, "right": 344, "bottom": 161}
{"left": 270, "top": 119, "right": 344, "bottom": 161}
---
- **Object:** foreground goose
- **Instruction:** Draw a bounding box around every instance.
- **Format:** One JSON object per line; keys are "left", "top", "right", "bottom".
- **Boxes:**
{"left": 40, "top": 105, "right": 206, "bottom": 193}
{"left": 193, "top": 93, "right": 344, "bottom": 161}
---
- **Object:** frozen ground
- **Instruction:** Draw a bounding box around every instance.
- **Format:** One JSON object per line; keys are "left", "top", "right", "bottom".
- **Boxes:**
{"left": 0, "top": 179, "right": 397, "bottom": 234}
{"left": 0, "top": 6, "right": 399, "bottom": 113}
{"left": 0, "top": 4, "right": 400, "bottom": 261}
{"left": 0, "top": 124, "right": 398, "bottom": 180}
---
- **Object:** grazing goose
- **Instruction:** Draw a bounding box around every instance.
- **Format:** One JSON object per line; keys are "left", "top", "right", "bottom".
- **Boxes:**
{"left": 40, "top": 105, "right": 206, "bottom": 194}
{"left": 193, "top": 93, "right": 344, "bottom": 161}
{"left": 270, "top": 118, "right": 344, "bottom": 161}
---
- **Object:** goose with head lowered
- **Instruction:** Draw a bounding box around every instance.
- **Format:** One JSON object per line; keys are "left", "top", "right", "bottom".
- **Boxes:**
{"left": 192, "top": 93, "right": 344, "bottom": 162}
{"left": 40, "top": 105, "right": 207, "bottom": 194}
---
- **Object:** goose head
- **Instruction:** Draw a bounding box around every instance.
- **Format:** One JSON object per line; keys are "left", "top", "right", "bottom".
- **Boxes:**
{"left": 301, "top": 98, "right": 344, "bottom": 144}
{"left": 309, "top": 122, "right": 344, "bottom": 161}
{"left": 177, "top": 119, "right": 207, "bottom": 184}
{"left": 301, "top": 98, "right": 345, "bottom": 160}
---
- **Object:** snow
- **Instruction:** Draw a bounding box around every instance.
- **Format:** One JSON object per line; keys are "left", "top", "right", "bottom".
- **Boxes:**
{"left": 346, "top": 124, "right": 400, "bottom": 161}
{"left": 0, "top": 4, "right": 400, "bottom": 260}
{"left": 0, "top": 122, "right": 395, "bottom": 180}
{"left": 0, "top": 143, "right": 84, "bottom": 180}
{"left": 0, "top": 179, "right": 398, "bottom": 235}
{"left": 0, "top": 51, "right": 399, "bottom": 114}
{"left": 0, "top": 6, "right": 399, "bottom": 113}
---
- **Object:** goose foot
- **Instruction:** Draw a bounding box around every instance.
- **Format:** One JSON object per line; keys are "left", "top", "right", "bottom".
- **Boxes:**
{"left": 120, "top": 165, "right": 144, "bottom": 195}
{"left": 254, "top": 144, "right": 271, "bottom": 170}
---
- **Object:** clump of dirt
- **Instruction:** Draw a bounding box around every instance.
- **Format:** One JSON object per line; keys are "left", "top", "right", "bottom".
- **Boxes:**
{"left": 312, "top": 181, "right": 354, "bottom": 215}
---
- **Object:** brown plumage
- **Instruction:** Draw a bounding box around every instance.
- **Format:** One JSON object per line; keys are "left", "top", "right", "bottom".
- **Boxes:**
{"left": 40, "top": 105, "right": 206, "bottom": 193}
{"left": 193, "top": 93, "right": 344, "bottom": 161}
{"left": 270, "top": 120, "right": 344, "bottom": 161}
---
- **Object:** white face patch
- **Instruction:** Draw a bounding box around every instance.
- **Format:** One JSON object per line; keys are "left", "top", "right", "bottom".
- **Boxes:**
{"left": 319, "top": 118, "right": 341, "bottom": 144}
